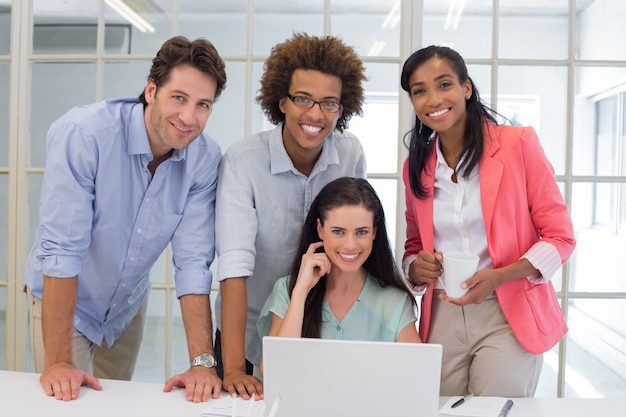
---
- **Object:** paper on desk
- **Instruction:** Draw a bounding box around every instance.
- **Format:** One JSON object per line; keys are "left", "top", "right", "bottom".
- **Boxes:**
{"left": 439, "top": 396, "right": 510, "bottom": 417}
{"left": 201, "top": 394, "right": 266, "bottom": 417}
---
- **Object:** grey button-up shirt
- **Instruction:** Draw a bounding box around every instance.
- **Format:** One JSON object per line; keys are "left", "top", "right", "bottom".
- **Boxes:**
{"left": 215, "top": 124, "right": 366, "bottom": 365}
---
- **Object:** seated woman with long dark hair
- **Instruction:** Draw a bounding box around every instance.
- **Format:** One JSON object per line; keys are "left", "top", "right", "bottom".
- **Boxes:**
{"left": 257, "top": 177, "right": 421, "bottom": 343}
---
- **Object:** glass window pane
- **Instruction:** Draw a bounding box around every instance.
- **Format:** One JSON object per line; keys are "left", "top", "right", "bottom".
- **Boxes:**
{"left": 32, "top": 0, "right": 97, "bottom": 55}
{"left": 177, "top": 0, "right": 247, "bottom": 56}
{"left": 30, "top": 62, "right": 97, "bottom": 167}
{"left": 0, "top": 175, "right": 6, "bottom": 281}
{"left": 331, "top": 0, "right": 400, "bottom": 57}
{"left": 622, "top": 94, "right": 626, "bottom": 177}
{"left": 348, "top": 63, "right": 399, "bottom": 174}
{"left": 251, "top": 61, "right": 269, "bottom": 135}
{"left": 0, "top": 11, "right": 10, "bottom": 55}
{"left": 566, "top": 299, "right": 626, "bottom": 397}
{"left": 103, "top": 60, "right": 151, "bottom": 99}
{"left": 133, "top": 289, "right": 166, "bottom": 382}
{"left": 105, "top": 0, "right": 172, "bottom": 55}
{"left": 466, "top": 65, "right": 491, "bottom": 100}
{"left": 368, "top": 179, "right": 397, "bottom": 255}
{"left": 0, "top": 286, "right": 6, "bottom": 370}
{"left": 253, "top": 0, "right": 323, "bottom": 55}
{"left": 498, "top": 1, "right": 568, "bottom": 60}
{"left": 171, "top": 290, "right": 190, "bottom": 376}
{"left": 535, "top": 341, "right": 561, "bottom": 397}
{"left": 0, "top": 63, "right": 8, "bottom": 166}
{"left": 33, "top": 25, "right": 130, "bottom": 55}
{"left": 209, "top": 61, "right": 246, "bottom": 151}
{"left": 497, "top": 66, "right": 568, "bottom": 175}
{"left": 572, "top": 66, "right": 626, "bottom": 175}
{"left": 594, "top": 97, "right": 618, "bottom": 176}
{"left": 576, "top": 0, "right": 626, "bottom": 61}
{"left": 423, "top": 0, "right": 492, "bottom": 59}
{"left": 570, "top": 182, "right": 626, "bottom": 293}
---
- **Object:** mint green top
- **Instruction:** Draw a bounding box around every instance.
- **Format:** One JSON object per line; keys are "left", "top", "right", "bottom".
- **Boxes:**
{"left": 257, "top": 274, "right": 417, "bottom": 341}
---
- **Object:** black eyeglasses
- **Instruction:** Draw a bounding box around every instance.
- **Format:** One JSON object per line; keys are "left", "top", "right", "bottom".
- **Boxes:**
{"left": 286, "top": 94, "right": 343, "bottom": 113}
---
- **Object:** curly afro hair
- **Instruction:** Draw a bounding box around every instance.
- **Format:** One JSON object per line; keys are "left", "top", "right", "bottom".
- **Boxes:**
{"left": 257, "top": 33, "right": 367, "bottom": 132}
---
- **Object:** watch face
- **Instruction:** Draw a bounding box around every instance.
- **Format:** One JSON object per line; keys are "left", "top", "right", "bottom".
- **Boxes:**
{"left": 200, "top": 353, "right": 216, "bottom": 367}
{"left": 193, "top": 353, "right": 216, "bottom": 368}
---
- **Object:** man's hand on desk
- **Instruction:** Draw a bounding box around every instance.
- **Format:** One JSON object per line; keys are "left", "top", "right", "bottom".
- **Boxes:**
{"left": 223, "top": 370, "right": 264, "bottom": 400}
{"left": 163, "top": 366, "right": 222, "bottom": 403}
{"left": 40, "top": 362, "right": 102, "bottom": 401}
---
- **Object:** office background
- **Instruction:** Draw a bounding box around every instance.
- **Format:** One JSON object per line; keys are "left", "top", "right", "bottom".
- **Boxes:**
{"left": 0, "top": 0, "right": 624, "bottom": 398}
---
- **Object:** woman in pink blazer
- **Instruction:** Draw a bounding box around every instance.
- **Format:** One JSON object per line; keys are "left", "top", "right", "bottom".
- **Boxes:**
{"left": 400, "top": 46, "right": 576, "bottom": 397}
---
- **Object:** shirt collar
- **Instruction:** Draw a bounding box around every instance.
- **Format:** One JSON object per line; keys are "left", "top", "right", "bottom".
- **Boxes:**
{"left": 126, "top": 103, "right": 186, "bottom": 161}
{"left": 434, "top": 137, "right": 479, "bottom": 180}
{"left": 268, "top": 123, "right": 340, "bottom": 175}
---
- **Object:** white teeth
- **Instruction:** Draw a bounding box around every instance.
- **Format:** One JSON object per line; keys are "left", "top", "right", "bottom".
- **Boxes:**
{"left": 339, "top": 253, "right": 359, "bottom": 260}
{"left": 302, "top": 124, "right": 322, "bottom": 134}
{"left": 429, "top": 108, "right": 449, "bottom": 117}
{"left": 174, "top": 124, "right": 191, "bottom": 132}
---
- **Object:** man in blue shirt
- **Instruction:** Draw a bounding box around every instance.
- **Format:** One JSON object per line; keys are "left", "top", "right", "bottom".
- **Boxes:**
{"left": 215, "top": 33, "right": 367, "bottom": 399}
{"left": 24, "top": 36, "right": 226, "bottom": 403}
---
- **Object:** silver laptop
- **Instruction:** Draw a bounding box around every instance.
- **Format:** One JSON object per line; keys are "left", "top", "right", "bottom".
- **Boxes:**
{"left": 262, "top": 337, "right": 442, "bottom": 417}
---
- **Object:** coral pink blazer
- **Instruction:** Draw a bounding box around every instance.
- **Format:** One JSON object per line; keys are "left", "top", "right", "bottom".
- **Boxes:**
{"left": 403, "top": 123, "right": 576, "bottom": 354}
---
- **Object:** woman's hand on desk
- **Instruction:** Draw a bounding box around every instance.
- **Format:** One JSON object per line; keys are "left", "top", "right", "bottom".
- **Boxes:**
{"left": 39, "top": 361, "right": 102, "bottom": 401}
{"left": 163, "top": 366, "right": 222, "bottom": 403}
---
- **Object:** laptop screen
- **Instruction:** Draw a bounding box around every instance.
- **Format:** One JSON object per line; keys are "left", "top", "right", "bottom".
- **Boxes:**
{"left": 262, "top": 337, "right": 442, "bottom": 417}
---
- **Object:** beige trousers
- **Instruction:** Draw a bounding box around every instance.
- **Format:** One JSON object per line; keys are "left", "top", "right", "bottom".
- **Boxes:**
{"left": 428, "top": 292, "right": 542, "bottom": 397}
{"left": 28, "top": 290, "right": 148, "bottom": 380}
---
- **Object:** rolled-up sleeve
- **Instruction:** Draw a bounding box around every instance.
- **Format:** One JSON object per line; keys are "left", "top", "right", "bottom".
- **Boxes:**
{"left": 215, "top": 151, "right": 258, "bottom": 281}
{"left": 172, "top": 143, "right": 221, "bottom": 297}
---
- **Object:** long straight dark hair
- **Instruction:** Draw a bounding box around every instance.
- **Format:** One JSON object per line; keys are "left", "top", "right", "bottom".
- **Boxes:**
{"left": 400, "top": 45, "right": 500, "bottom": 199}
{"left": 288, "top": 177, "right": 416, "bottom": 338}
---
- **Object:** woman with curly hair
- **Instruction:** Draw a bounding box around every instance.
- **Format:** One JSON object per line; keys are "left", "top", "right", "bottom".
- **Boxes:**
{"left": 215, "top": 33, "right": 368, "bottom": 399}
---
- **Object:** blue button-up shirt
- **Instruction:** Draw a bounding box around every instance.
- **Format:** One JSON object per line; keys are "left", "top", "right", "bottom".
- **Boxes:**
{"left": 24, "top": 98, "right": 221, "bottom": 347}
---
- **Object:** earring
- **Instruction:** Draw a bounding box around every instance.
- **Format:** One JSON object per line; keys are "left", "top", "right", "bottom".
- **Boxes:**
{"left": 426, "top": 131, "right": 436, "bottom": 145}
{"left": 466, "top": 94, "right": 471, "bottom": 100}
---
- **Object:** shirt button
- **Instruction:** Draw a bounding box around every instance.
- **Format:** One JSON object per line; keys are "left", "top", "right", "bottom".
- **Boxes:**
{"left": 137, "top": 228, "right": 142, "bottom": 234}
{"left": 336, "top": 325, "right": 341, "bottom": 331}
{"left": 129, "top": 257, "right": 135, "bottom": 262}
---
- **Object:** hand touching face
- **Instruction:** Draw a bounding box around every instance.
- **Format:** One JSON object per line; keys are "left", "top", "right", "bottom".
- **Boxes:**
{"left": 295, "top": 241, "right": 331, "bottom": 293}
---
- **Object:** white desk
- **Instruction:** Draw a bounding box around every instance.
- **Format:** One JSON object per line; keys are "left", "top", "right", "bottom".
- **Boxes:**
{"left": 0, "top": 370, "right": 206, "bottom": 416}
{"left": 1, "top": 370, "right": 624, "bottom": 416}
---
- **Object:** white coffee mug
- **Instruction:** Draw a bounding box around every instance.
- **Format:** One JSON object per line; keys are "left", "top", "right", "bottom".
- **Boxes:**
{"left": 441, "top": 252, "right": 479, "bottom": 298}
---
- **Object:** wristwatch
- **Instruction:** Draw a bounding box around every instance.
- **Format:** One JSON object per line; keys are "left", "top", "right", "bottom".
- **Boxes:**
{"left": 190, "top": 353, "right": 217, "bottom": 368}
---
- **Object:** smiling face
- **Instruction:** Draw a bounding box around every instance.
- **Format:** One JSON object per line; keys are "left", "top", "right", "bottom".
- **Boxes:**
{"left": 143, "top": 64, "right": 217, "bottom": 158}
{"left": 407, "top": 57, "right": 472, "bottom": 141}
{"left": 316, "top": 204, "right": 376, "bottom": 274}
{"left": 279, "top": 69, "right": 343, "bottom": 165}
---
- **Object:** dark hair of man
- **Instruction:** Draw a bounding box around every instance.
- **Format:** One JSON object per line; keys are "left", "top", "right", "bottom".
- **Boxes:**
{"left": 257, "top": 33, "right": 367, "bottom": 132}
{"left": 138, "top": 36, "right": 227, "bottom": 106}
{"left": 287, "top": 177, "right": 416, "bottom": 338}
{"left": 400, "top": 45, "right": 500, "bottom": 199}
